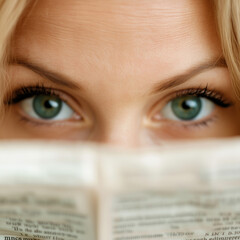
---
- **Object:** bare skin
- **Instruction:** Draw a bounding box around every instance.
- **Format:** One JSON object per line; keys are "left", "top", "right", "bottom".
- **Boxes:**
{"left": 1, "top": 0, "right": 240, "bottom": 147}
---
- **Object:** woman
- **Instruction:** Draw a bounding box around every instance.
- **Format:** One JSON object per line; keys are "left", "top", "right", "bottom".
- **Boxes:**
{"left": 0, "top": 0, "right": 240, "bottom": 147}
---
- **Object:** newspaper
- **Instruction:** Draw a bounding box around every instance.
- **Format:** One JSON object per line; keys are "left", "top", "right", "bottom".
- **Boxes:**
{"left": 0, "top": 138, "right": 240, "bottom": 240}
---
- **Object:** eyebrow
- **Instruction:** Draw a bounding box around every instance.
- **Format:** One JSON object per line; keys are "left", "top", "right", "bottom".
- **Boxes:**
{"left": 10, "top": 56, "right": 227, "bottom": 93}
{"left": 10, "top": 58, "right": 81, "bottom": 90}
{"left": 151, "top": 56, "right": 227, "bottom": 94}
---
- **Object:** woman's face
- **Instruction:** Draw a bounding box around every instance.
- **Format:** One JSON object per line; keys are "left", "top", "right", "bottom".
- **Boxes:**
{"left": 1, "top": 0, "right": 240, "bottom": 146}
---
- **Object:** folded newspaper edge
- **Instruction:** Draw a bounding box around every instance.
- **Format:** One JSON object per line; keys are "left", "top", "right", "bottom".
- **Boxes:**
{"left": 0, "top": 137, "right": 239, "bottom": 189}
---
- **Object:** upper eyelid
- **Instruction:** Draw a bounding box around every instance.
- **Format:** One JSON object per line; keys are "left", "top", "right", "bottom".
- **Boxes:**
{"left": 173, "top": 87, "right": 233, "bottom": 107}
{"left": 5, "top": 85, "right": 80, "bottom": 106}
{"left": 10, "top": 56, "right": 227, "bottom": 95}
{"left": 5, "top": 86, "right": 61, "bottom": 105}
{"left": 4, "top": 85, "right": 85, "bottom": 116}
{"left": 149, "top": 86, "right": 233, "bottom": 116}
{"left": 6, "top": 85, "right": 233, "bottom": 118}
{"left": 150, "top": 57, "right": 227, "bottom": 94}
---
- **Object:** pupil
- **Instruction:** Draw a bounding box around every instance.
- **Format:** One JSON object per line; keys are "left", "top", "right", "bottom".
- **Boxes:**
{"left": 182, "top": 100, "right": 196, "bottom": 110}
{"left": 182, "top": 101, "right": 190, "bottom": 110}
{"left": 44, "top": 100, "right": 59, "bottom": 109}
{"left": 171, "top": 96, "right": 202, "bottom": 120}
{"left": 44, "top": 100, "right": 52, "bottom": 109}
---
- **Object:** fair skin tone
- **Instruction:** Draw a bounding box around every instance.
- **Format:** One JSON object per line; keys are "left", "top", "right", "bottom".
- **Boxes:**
{"left": 1, "top": 0, "right": 240, "bottom": 147}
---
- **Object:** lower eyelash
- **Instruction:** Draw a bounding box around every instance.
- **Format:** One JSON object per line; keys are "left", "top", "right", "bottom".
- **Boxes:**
{"left": 17, "top": 114, "right": 75, "bottom": 127}
{"left": 181, "top": 115, "right": 218, "bottom": 130}
{"left": 17, "top": 115, "right": 46, "bottom": 127}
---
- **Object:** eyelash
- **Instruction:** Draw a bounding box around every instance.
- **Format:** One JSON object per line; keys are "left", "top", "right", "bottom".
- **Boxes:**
{"left": 174, "top": 85, "right": 232, "bottom": 108}
{"left": 5, "top": 84, "right": 233, "bottom": 129}
{"left": 7, "top": 84, "right": 232, "bottom": 104}
{"left": 5, "top": 84, "right": 61, "bottom": 105}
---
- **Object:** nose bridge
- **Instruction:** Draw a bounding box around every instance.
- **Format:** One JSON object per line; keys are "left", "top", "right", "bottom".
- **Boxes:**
{"left": 95, "top": 127, "right": 139, "bottom": 148}
{"left": 89, "top": 108, "right": 142, "bottom": 148}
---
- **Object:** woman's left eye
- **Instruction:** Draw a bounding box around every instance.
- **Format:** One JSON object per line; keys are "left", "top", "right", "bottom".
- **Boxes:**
{"left": 158, "top": 95, "right": 215, "bottom": 121}
{"left": 20, "top": 95, "right": 74, "bottom": 120}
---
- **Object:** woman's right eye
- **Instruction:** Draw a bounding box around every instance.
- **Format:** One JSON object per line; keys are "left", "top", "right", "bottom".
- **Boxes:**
{"left": 20, "top": 95, "right": 76, "bottom": 121}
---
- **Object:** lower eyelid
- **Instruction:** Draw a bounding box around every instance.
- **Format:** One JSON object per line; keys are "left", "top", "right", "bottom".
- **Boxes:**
{"left": 146, "top": 107, "right": 219, "bottom": 129}
{"left": 16, "top": 112, "right": 87, "bottom": 128}
{"left": 178, "top": 115, "right": 218, "bottom": 129}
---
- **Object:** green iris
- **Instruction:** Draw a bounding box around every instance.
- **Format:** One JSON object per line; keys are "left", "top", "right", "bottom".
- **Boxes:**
{"left": 171, "top": 96, "right": 202, "bottom": 120}
{"left": 33, "top": 95, "right": 62, "bottom": 119}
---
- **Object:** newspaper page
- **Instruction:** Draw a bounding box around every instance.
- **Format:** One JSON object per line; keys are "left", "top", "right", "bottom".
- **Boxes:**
{"left": 99, "top": 138, "right": 240, "bottom": 240}
{"left": 1, "top": 139, "right": 240, "bottom": 240}
{"left": 0, "top": 142, "right": 98, "bottom": 240}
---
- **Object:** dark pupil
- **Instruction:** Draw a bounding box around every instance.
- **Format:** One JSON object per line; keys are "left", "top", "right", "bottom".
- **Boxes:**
{"left": 171, "top": 96, "right": 202, "bottom": 120}
{"left": 33, "top": 95, "right": 62, "bottom": 119}
{"left": 44, "top": 100, "right": 53, "bottom": 109}
{"left": 182, "top": 101, "right": 191, "bottom": 110}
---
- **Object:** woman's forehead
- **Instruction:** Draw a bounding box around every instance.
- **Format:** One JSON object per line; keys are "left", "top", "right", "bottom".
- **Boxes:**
{"left": 22, "top": 0, "right": 214, "bottom": 39}
{"left": 12, "top": 0, "right": 221, "bottom": 94}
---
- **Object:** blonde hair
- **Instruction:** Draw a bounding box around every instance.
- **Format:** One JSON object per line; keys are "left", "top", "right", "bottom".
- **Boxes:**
{"left": 0, "top": 0, "right": 29, "bottom": 113}
{"left": 214, "top": 0, "right": 240, "bottom": 99}
{"left": 0, "top": 0, "right": 240, "bottom": 105}
{"left": 0, "top": 0, "right": 28, "bottom": 63}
